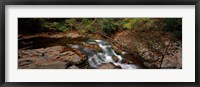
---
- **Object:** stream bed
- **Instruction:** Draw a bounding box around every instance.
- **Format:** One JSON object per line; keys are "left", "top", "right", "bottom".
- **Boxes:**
{"left": 70, "top": 39, "right": 142, "bottom": 69}
{"left": 18, "top": 36, "right": 144, "bottom": 69}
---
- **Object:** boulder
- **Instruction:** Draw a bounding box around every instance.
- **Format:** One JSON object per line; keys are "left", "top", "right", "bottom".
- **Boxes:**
{"left": 59, "top": 51, "right": 83, "bottom": 65}
{"left": 98, "top": 63, "right": 117, "bottom": 69}
{"left": 33, "top": 61, "right": 67, "bottom": 69}
{"left": 161, "top": 46, "right": 182, "bottom": 69}
{"left": 113, "top": 30, "right": 182, "bottom": 69}
{"left": 112, "top": 56, "right": 119, "bottom": 62}
{"left": 44, "top": 51, "right": 60, "bottom": 59}
{"left": 45, "top": 46, "right": 64, "bottom": 52}
{"left": 18, "top": 59, "right": 35, "bottom": 67}
{"left": 112, "top": 45, "right": 123, "bottom": 55}
{"left": 18, "top": 48, "right": 45, "bottom": 58}
{"left": 122, "top": 52, "right": 143, "bottom": 64}
{"left": 60, "top": 51, "right": 75, "bottom": 56}
{"left": 68, "top": 65, "right": 79, "bottom": 69}
{"left": 66, "top": 30, "right": 81, "bottom": 38}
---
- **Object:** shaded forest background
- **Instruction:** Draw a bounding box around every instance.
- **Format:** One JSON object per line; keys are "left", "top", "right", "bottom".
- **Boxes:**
{"left": 18, "top": 18, "right": 182, "bottom": 39}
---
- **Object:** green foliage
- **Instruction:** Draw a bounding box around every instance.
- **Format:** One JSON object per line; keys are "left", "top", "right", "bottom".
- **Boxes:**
{"left": 65, "top": 19, "right": 76, "bottom": 28}
{"left": 121, "top": 18, "right": 151, "bottom": 30}
{"left": 102, "top": 19, "right": 117, "bottom": 35}
{"left": 55, "top": 22, "right": 69, "bottom": 31}
{"left": 122, "top": 21, "right": 132, "bottom": 29}
{"left": 82, "top": 19, "right": 93, "bottom": 25}
{"left": 18, "top": 18, "right": 182, "bottom": 39}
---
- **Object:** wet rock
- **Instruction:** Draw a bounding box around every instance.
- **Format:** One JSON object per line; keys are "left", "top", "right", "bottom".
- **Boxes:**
{"left": 123, "top": 53, "right": 143, "bottom": 64}
{"left": 42, "top": 46, "right": 65, "bottom": 59}
{"left": 60, "top": 51, "right": 74, "bottom": 56}
{"left": 18, "top": 46, "right": 64, "bottom": 59}
{"left": 18, "top": 57, "right": 43, "bottom": 69}
{"left": 68, "top": 65, "right": 79, "bottom": 69}
{"left": 112, "top": 56, "right": 119, "bottom": 62}
{"left": 141, "top": 51, "right": 160, "bottom": 62}
{"left": 86, "top": 44, "right": 100, "bottom": 50}
{"left": 44, "top": 52, "right": 60, "bottom": 59}
{"left": 73, "top": 50, "right": 83, "bottom": 56}
{"left": 114, "top": 66, "right": 122, "bottom": 69}
{"left": 59, "top": 51, "right": 83, "bottom": 64}
{"left": 49, "top": 33, "right": 67, "bottom": 38}
{"left": 113, "top": 30, "right": 182, "bottom": 69}
{"left": 18, "top": 45, "right": 82, "bottom": 69}
{"left": 143, "top": 62, "right": 158, "bottom": 69}
{"left": 112, "top": 45, "right": 123, "bottom": 55}
{"left": 18, "top": 48, "right": 44, "bottom": 58}
{"left": 66, "top": 31, "right": 81, "bottom": 38}
{"left": 18, "top": 44, "right": 88, "bottom": 69}
{"left": 33, "top": 61, "right": 67, "bottom": 69}
{"left": 98, "top": 63, "right": 117, "bottom": 69}
{"left": 47, "top": 30, "right": 82, "bottom": 38}
{"left": 64, "top": 61, "right": 72, "bottom": 68}
{"left": 18, "top": 59, "right": 35, "bottom": 66}
{"left": 161, "top": 46, "right": 182, "bottom": 68}
{"left": 45, "top": 46, "right": 64, "bottom": 52}
{"left": 81, "top": 41, "right": 102, "bottom": 51}
{"left": 142, "top": 42, "right": 182, "bottom": 69}
{"left": 91, "top": 34, "right": 103, "bottom": 40}
{"left": 69, "top": 54, "right": 82, "bottom": 64}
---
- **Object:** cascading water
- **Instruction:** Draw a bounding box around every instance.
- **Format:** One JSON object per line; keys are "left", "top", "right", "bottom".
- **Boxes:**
{"left": 94, "top": 40, "right": 141, "bottom": 69}
{"left": 71, "top": 39, "right": 141, "bottom": 69}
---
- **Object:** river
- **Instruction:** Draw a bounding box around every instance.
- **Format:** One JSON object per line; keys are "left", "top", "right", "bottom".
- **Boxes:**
{"left": 71, "top": 39, "right": 142, "bottom": 69}
{"left": 19, "top": 35, "right": 143, "bottom": 69}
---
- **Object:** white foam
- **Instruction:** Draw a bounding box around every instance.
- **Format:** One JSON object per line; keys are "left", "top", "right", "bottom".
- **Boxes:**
{"left": 79, "top": 39, "right": 141, "bottom": 69}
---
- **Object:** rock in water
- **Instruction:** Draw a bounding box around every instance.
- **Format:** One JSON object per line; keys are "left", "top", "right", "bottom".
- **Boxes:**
{"left": 68, "top": 65, "right": 79, "bottom": 69}
{"left": 98, "top": 63, "right": 117, "bottom": 69}
{"left": 122, "top": 52, "right": 147, "bottom": 68}
{"left": 112, "top": 56, "right": 119, "bottom": 62}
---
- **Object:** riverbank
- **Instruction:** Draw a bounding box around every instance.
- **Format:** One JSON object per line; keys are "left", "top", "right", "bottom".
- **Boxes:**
{"left": 18, "top": 30, "right": 181, "bottom": 69}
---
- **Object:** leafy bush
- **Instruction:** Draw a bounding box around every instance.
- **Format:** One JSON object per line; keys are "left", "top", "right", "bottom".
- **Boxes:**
{"left": 54, "top": 22, "right": 69, "bottom": 31}
{"left": 102, "top": 19, "right": 117, "bottom": 35}
{"left": 18, "top": 18, "right": 182, "bottom": 39}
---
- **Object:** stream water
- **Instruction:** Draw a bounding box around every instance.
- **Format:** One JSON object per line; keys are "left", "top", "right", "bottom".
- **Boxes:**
{"left": 71, "top": 39, "right": 141, "bottom": 69}
{"left": 19, "top": 36, "right": 142, "bottom": 69}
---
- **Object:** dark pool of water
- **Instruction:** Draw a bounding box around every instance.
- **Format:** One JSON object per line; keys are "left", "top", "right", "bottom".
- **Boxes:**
{"left": 18, "top": 37, "right": 88, "bottom": 49}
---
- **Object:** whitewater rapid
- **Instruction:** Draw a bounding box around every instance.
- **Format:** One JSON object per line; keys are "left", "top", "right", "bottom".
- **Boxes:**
{"left": 71, "top": 39, "right": 140, "bottom": 69}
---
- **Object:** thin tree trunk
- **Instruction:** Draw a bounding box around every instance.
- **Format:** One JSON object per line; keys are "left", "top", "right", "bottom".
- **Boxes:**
{"left": 159, "top": 42, "right": 171, "bottom": 68}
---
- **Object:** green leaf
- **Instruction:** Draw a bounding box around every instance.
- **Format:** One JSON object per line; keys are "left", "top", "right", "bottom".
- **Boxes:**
{"left": 58, "top": 26, "right": 69, "bottom": 31}
{"left": 123, "top": 23, "right": 132, "bottom": 29}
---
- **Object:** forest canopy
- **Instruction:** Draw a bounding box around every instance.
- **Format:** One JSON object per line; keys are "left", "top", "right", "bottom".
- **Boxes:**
{"left": 18, "top": 18, "right": 182, "bottom": 39}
